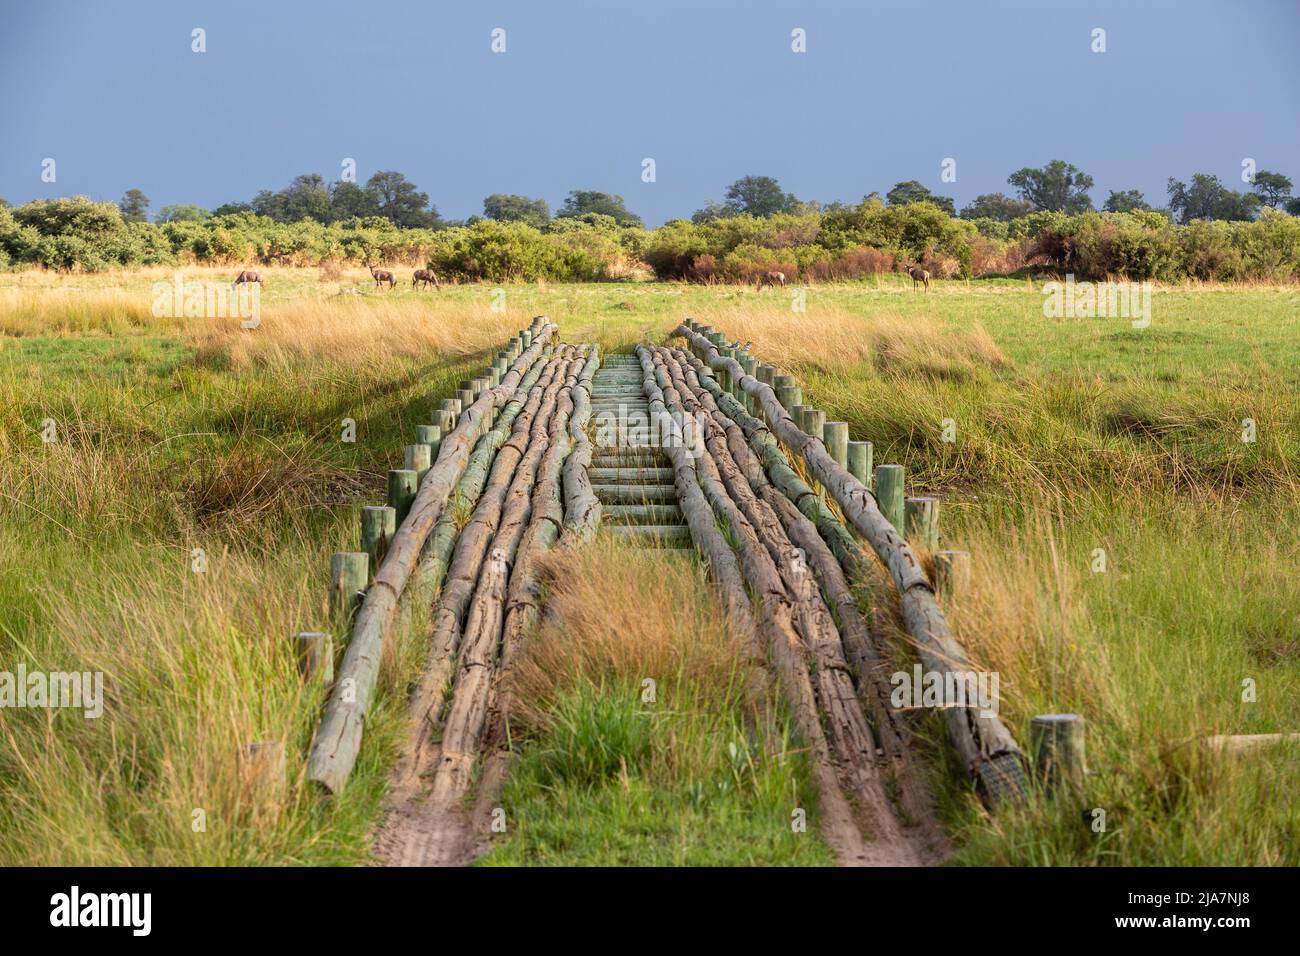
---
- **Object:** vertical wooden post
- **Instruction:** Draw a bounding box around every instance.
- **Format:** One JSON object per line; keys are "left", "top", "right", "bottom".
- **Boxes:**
{"left": 875, "top": 464, "right": 905, "bottom": 531}
{"left": 295, "top": 631, "right": 334, "bottom": 683}
{"left": 415, "top": 424, "right": 442, "bottom": 464}
{"left": 404, "top": 443, "right": 431, "bottom": 484}
{"left": 359, "top": 505, "right": 396, "bottom": 581}
{"left": 435, "top": 403, "right": 456, "bottom": 435}
{"left": 848, "top": 440, "right": 873, "bottom": 488}
{"left": 804, "top": 407, "right": 826, "bottom": 441}
{"left": 904, "top": 496, "right": 939, "bottom": 550}
{"left": 823, "top": 421, "right": 849, "bottom": 466}
{"left": 757, "top": 364, "right": 776, "bottom": 387}
{"left": 387, "top": 468, "right": 418, "bottom": 524}
{"left": 1030, "top": 714, "right": 1087, "bottom": 796}
{"left": 790, "top": 405, "right": 811, "bottom": 432}
{"left": 933, "top": 550, "right": 971, "bottom": 598}
{"left": 776, "top": 384, "right": 803, "bottom": 414}
{"left": 329, "top": 552, "right": 368, "bottom": 620}
{"left": 521, "top": 329, "right": 532, "bottom": 350}
{"left": 737, "top": 354, "right": 756, "bottom": 401}
{"left": 473, "top": 376, "right": 491, "bottom": 398}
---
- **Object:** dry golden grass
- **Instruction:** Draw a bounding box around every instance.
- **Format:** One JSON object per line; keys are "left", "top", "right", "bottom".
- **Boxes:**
{"left": 507, "top": 539, "right": 759, "bottom": 731}
{"left": 185, "top": 299, "right": 528, "bottom": 372}
{"left": 687, "top": 303, "right": 1010, "bottom": 378}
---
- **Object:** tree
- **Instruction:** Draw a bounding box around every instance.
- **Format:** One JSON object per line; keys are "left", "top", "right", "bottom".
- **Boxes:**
{"left": 483, "top": 193, "right": 550, "bottom": 227}
{"left": 118, "top": 189, "right": 150, "bottom": 223}
{"left": 276, "top": 173, "right": 332, "bottom": 222}
{"left": 328, "top": 181, "right": 379, "bottom": 221}
{"left": 1102, "top": 189, "right": 1151, "bottom": 213}
{"left": 690, "top": 199, "right": 730, "bottom": 224}
{"left": 155, "top": 204, "right": 209, "bottom": 223}
{"left": 1287, "top": 197, "right": 1300, "bottom": 216}
{"left": 1166, "top": 174, "right": 1260, "bottom": 223}
{"left": 365, "top": 171, "right": 441, "bottom": 228}
{"left": 722, "top": 175, "right": 798, "bottom": 217}
{"left": 1249, "top": 170, "right": 1293, "bottom": 208}
{"left": 212, "top": 201, "right": 252, "bottom": 216}
{"left": 1007, "top": 159, "right": 1095, "bottom": 213}
{"left": 557, "top": 190, "right": 642, "bottom": 226}
{"left": 885, "top": 180, "right": 956, "bottom": 215}
{"left": 959, "top": 192, "right": 1032, "bottom": 221}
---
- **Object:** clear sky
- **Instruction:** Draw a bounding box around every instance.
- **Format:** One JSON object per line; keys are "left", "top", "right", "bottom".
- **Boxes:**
{"left": 2, "top": 0, "right": 1296, "bottom": 225}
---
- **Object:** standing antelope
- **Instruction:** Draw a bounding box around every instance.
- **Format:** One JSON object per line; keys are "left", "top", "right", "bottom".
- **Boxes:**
{"left": 369, "top": 265, "right": 396, "bottom": 289}
{"left": 756, "top": 270, "right": 786, "bottom": 290}
{"left": 231, "top": 270, "right": 262, "bottom": 288}
{"left": 413, "top": 268, "right": 441, "bottom": 291}
{"left": 905, "top": 264, "right": 930, "bottom": 291}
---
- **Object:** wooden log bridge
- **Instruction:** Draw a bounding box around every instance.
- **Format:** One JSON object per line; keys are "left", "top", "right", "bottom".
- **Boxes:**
{"left": 305, "top": 313, "right": 1031, "bottom": 867}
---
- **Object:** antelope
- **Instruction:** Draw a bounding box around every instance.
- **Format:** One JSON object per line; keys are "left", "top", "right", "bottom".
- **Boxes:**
{"left": 413, "top": 268, "right": 441, "bottom": 291}
{"left": 756, "top": 270, "right": 786, "bottom": 290}
{"left": 369, "top": 265, "right": 397, "bottom": 289}
{"left": 904, "top": 263, "right": 930, "bottom": 291}
{"left": 231, "top": 270, "right": 262, "bottom": 288}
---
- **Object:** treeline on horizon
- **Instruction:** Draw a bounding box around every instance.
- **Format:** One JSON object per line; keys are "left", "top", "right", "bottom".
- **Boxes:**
{"left": 3, "top": 160, "right": 1299, "bottom": 282}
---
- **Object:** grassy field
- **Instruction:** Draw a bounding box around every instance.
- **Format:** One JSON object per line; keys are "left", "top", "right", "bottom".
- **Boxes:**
{"left": 2, "top": 265, "right": 1296, "bottom": 865}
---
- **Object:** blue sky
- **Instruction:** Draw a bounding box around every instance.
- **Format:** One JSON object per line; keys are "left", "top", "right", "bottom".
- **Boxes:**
{"left": 2, "top": 0, "right": 1296, "bottom": 225}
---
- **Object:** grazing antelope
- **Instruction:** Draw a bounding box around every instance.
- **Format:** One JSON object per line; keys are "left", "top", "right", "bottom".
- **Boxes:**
{"left": 756, "top": 270, "right": 786, "bottom": 290}
{"left": 231, "top": 270, "right": 262, "bottom": 288}
{"left": 369, "top": 265, "right": 397, "bottom": 289}
{"left": 905, "top": 264, "right": 930, "bottom": 291}
{"left": 412, "top": 268, "right": 441, "bottom": 291}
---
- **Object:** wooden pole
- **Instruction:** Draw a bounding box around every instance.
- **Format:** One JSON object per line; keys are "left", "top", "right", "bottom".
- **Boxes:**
{"left": 415, "top": 424, "right": 442, "bottom": 464}
{"left": 295, "top": 631, "right": 334, "bottom": 683}
{"left": 329, "top": 552, "right": 368, "bottom": 621}
{"left": 848, "top": 440, "right": 872, "bottom": 488}
{"left": 757, "top": 364, "right": 776, "bottom": 387}
{"left": 823, "top": 421, "right": 849, "bottom": 467}
{"left": 874, "top": 464, "right": 905, "bottom": 531}
{"left": 455, "top": 388, "right": 475, "bottom": 415}
{"left": 435, "top": 405, "right": 456, "bottom": 435}
{"left": 904, "top": 496, "right": 939, "bottom": 550}
{"left": 933, "top": 550, "right": 971, "bottom": 599}
{"left": 404, "top": 444, "right": 432, "bottom": 484}
{"left": 1030, "top": 714, "right": 1086, "bottom": 795}
{"left": 387, "top": 468, "right": 418, "bottom": 524}
{"left": 804, "top": 407, "right": 826, "bottom": 442}
{"left": 359, "top": 505, "right": 396, "bottom": 581}
{"left": 776, "top": 384, "right": 803, "bottom": 413}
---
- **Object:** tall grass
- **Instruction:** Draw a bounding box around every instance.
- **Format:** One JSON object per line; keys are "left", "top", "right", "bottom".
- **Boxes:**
{"left": 482, "top": 540, "right": 833, "bottom": 866}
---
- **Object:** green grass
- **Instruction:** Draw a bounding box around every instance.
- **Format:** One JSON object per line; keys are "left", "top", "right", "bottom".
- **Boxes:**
{"left": 480, "top": 681, "right": 833, "bottom": 866}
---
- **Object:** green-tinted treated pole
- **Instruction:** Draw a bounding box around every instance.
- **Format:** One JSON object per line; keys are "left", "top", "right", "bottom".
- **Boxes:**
{"left": 1030, "top": 714, "right": 1087, "bottom": 797}
{"left": 777, "top": 385, "right": 803, "bottom": 413}
{"left": 804, "top": 407, "right": 826, "bottom": 440}
{"left": 329, "top": 552, "right": 368, "bottom": 621}
{"left": 295, "top": 631, "right": 333, "bottom": 683}
{"left": 415, "top": 424, "right": 442, "bottom": 464}
{"left": 359, "top": 505, "right": 396, "bottom": 582}
{"left": 757, "top": 364, "right": 776, "bottom": 387}
{"left": 388, "top": 469, "right": 418, "bottom": 525}
{"left": 405, "top": 443, "right": 432, "bottom": 485}
{"left": 848, "top": 440, "right": 873, "bottom": 488}
{"left": 875, "top": 464, "right": 905, "bottom": 531}
{"left": 904, "top": 495, "right": 939, "bottom": 550}
{"left": 823, "top": 421, "right": 849, "bottom": 466}
{"left": 435, "top": 405, "right": 456, "bottom": 435}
